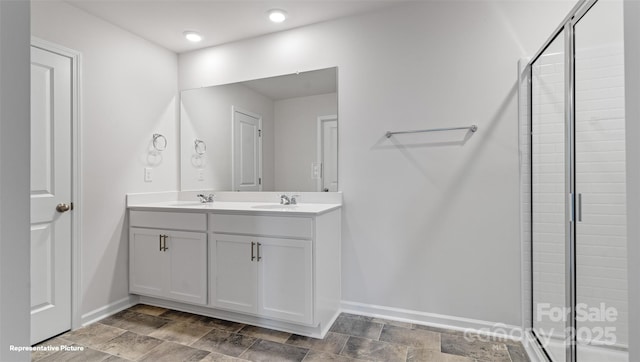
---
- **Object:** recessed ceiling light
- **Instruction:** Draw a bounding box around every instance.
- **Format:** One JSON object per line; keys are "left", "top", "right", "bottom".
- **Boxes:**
{"left": 183, "top": 31, "right": 202, "bottom": 42}
{"left": 268, "top": 9, "right": 287, "bottom": 23}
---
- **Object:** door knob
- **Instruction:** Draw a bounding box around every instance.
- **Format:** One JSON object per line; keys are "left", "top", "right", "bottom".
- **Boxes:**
{"left": 56, "top": 203, "right": 71, "bottom": 213}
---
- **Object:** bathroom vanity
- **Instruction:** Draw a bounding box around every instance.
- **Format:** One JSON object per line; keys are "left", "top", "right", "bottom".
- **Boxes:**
{"left": 127, "top": 193, "right": 341, "bottom": 338}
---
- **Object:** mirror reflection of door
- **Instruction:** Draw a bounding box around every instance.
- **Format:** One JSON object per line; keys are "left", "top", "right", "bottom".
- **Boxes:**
{"left": 232, "top": 106, "right": 262, "bottom": 191}
{"left": 317, "top": 115, "right": 338, "bottom": 192}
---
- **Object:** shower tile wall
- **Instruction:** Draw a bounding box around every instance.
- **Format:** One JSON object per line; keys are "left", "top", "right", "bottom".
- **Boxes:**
{"left": 531, "top": 45, "right": 628, "bottom": 349}
{"left": 575, "top": 44, "right": 628, "bottom": 348}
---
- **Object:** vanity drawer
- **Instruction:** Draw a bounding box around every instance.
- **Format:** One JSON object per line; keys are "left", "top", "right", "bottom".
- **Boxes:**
{"left": 209, "top": 214, "right": 312, "bottom": 239}
{"left": 130, "top": 211, "right": 207, "bottom": 231}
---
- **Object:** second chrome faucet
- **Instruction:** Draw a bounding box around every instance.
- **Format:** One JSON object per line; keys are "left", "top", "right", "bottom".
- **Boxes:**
{"left": 197, "top": 193, "right": 215, "bottom": 203}
{"left": 280, "top": 194, "right": 300, "bottom": 205}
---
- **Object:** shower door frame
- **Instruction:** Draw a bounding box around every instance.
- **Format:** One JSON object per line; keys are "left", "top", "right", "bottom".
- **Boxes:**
{"left": 527, "top": 0, "right": 599, "bottom": 361}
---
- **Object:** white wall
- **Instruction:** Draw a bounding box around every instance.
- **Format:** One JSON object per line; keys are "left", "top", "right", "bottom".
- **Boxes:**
{"left": 274, "top": 93, "right": 337, "bottom": 191}
{"left": 181, "top": 83, "right": 275, "bottom": 191}
{"left": 0, "top": 1, "right": 31, "bottom": 360}
{"left": 623, "top": 1, "right": 640, "bottom": 360}
{"left": 31, "top": 1, "right": 178, "bottom": 320}
{"left": 180, "top": 1, "right": 574, "bottom": 326}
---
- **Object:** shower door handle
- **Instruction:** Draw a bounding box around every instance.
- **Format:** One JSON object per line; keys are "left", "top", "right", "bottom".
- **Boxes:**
{"left": 577, "top": 193, "right": 582, "bottom": 222}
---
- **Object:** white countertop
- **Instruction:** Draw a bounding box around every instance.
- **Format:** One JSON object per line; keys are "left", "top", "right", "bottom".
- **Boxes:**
{"left": 127, "top": 200, "right": 342, "bottom": 215}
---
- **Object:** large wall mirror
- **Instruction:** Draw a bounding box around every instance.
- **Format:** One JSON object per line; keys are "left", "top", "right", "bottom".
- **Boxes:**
{"left": 180, "top": 67, "right": 338, "bottom": 192}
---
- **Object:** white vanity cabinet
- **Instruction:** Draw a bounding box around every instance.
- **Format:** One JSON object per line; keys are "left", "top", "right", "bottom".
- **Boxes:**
{"left": 127, "top": 201, "right": 341, "bottom": 338}
{"left": 210, "top": 234, "right": 313, "bottom": 324}
{"left": 129, "top": 211, "right": 207, "bottom": 306}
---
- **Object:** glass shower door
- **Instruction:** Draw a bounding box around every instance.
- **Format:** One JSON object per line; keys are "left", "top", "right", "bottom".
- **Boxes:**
{"left": 574, "top": 0, "right": 628, "bottom": 361}
{"left": 531, "top": 33, "right": 568, "bottom": 362}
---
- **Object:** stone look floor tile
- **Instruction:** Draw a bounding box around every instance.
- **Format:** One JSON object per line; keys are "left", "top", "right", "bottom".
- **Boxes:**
{"left": 340, "top": 313, "right": 413, "bottom": 329}
{"left": 36, "top": 345, "right": 120, "bottom": 362}
{"left": 411, "top": 323, "right": 468, "bottom": 337}
{"left": 95, "top": 330, "right": 163, "bottom": 360}
{"left": 507, "top": 343, "right": 531, "bottom": 362}
{"left": 103, "top": 356, "right": 131, "bottom": 362}
{"left": 378, "top": 324, "right": 440, "bottom": 350}
{"left": 285, "top": 332, "right": 349, "bottom": 354}
{"left": 60, "top": 323, "right": 126, "bottom": 348}
{"left": 32, "top": 337, "right": 70, "bottom": 361}
{"left": 407, "top": 348, "right": 475, "bottom": 362}
{"left": 191, "top": 328, "right": 257, "bottom": 357}
{"left": 129, "top": 304, "right": 169, "bottom": 316}
{"left": 148, "top": 320, "right": 214, "bottom": 345}
{"left": 303, "top": 349, "right": 370, "bottom": 362}
{"left": 239, "top": 339, "right": 309, "bottom": 362}
{"left": 99, "top": 310, "right": 171, "bottom": 335}
{"left": 199, "top": 351, "right": 251, "bottom": 362}
{"left": 139, "top": 341, "right": 210, "bottom": 362}
{"left": 238, "top": 325, "right": 292, "bottom": 343}
{"left": 159, "top": 309, "right": 203, "bottom": 323}
{"left": 330, "top": 315, "right": 384, "bottom": 340}
{"left": 453, "top": 330, "right": 523, "bottom": 347}
{"left": 441, "top": 333, "right": 512, "bottom": 362}
{"left": 340, "top": 336, "right": 408, "bottom": 362}
{"left": 35, "top": 305, "right": 532, "bottom": 362}
{"left": 370, "top": 318, "right": 413, "bottom": 329}
{"left": 194, "top": 316, "right": 246, "bottom": 333}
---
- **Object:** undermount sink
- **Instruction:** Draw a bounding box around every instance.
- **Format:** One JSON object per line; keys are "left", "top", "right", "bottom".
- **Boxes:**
{"left": 251, "top": 204, "right": 299, "bottom": 210}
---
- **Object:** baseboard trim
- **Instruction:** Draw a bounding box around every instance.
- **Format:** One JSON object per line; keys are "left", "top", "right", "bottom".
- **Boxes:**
{"left": 80, "top": 295, "right": 139, "bottom": 327}
{"left": 341, "top": 300, "right": 523, "bottom": 342}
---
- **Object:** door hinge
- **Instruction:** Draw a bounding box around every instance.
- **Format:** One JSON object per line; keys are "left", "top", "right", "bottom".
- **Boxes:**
{"left": 259, "top": 178, "right": 262, "bottom": 185}
{"left": 258, "top": 129, "right": 262, "bottom": 137}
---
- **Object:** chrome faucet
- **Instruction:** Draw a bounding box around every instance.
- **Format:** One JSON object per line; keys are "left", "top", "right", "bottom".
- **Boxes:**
{"left": 197, "top": 193, "right": 215, "bottom": 203}
{"left": 290, "top": 194, "right": 301, "bottom": 205}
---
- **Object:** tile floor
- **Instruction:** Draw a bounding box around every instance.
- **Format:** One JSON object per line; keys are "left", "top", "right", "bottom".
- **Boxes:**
{"left": 33, "top": 304, "right": 530, "bottom": 362}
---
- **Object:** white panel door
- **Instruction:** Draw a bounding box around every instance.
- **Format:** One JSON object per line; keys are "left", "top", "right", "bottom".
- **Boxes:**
{"left": 210, "top": 234, "right": 257, "bottom": 314}
{"left": 258, "top": 237, "right": 313, "bottom": 324}
{"left": 30, "top": 46, "right": 73, "bottom": 345}
{"left": 232, "top": 107, "right": 261, "bottom": 191}
{"left": 320, "top": 117, "right": 338, "bottom": 192}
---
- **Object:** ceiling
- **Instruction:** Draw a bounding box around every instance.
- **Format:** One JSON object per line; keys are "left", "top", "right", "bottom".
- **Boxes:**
{"left": 66, "top": 0, "right": 406, "bottom": 53}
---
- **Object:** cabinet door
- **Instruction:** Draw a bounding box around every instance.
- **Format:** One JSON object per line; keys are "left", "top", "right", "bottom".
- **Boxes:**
{"left": 210, "top": 234, "right": 257, "bottom": 314}
{"left": 130, "top": 228, "right": 165, "bottom": 298}
{"left": 166, "top": 230, "right": 207, "bottom": 305}
{"left": 257, "top": 237, "right": 313, "bottom": 324}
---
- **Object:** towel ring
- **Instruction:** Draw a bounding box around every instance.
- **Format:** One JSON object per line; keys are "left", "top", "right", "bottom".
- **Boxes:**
{"left": 194, "top": 139, "right": 207, "bottom": 155}
{"left": 152, "top": 134, "right": 167, "bottom": 152}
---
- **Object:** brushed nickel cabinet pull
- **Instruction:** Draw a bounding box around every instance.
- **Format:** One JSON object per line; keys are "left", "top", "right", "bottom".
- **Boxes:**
{"left": 162, "top": 235, "right": 169, "bottom": 251}
{"left": 251, "top": 241, "right": 256, "bottom": 261}
{"left": 256, "top": 242, "right": 262, "bottom": 261}
{"left": 159, "top": 234, "right": 163, "bottom": 251}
